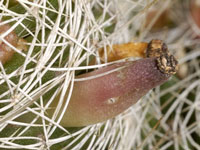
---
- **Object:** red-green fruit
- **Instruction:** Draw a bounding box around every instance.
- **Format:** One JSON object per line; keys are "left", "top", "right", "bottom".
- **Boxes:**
{"left": 50, "top": 58, "right": 170, "bottom": 127}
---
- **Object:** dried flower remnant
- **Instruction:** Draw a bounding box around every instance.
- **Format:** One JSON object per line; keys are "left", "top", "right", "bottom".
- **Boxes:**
{"left": 0, "top": 22, "right": 26, "bottom": 64}
{"left": 49, "top": 39, "right": 178, "bottom": 127}
{"left": 146, "top": 39, "right": 178, "bottom": 75}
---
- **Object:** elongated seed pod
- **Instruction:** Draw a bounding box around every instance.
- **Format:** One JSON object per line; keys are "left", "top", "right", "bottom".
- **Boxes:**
{"left": 50, "top": 58, "right": 171, "bottom": 127}
{"left": 48, "top": 39, "right": 178, "bottom": 127}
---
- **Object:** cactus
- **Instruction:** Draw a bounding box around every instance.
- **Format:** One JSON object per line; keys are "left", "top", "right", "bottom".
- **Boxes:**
{"left": 0, "top": 0, "right": 200, "bottom": 150}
